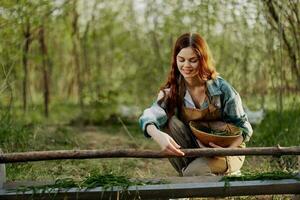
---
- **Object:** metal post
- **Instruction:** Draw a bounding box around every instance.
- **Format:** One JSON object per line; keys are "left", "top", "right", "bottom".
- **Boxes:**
{"left": 0, "top": 149, "right": 6, "bottom": 189}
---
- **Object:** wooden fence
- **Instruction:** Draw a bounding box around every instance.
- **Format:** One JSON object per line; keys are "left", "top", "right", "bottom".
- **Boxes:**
{"left": 0, "top": 147, "right": 299, "bottom": 199}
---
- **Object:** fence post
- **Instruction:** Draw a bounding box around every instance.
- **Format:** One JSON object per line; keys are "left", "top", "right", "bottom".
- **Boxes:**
{"left": 293, "top": 156, "right": 300, "bottom": 200}
{"left": 0, "top": 149, "right": 6, "bottom": 189}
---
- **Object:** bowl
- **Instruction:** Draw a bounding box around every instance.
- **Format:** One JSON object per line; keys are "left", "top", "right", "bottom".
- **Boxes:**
{"left": 189, "top": 121, "right": 242, "bottom": 147}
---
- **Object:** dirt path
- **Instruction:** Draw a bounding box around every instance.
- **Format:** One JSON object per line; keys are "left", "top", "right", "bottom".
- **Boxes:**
{"left": 73, "top": 126, "right": 179, "bottom": 178}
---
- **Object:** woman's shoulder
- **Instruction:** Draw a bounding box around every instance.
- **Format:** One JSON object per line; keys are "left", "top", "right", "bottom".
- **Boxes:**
{"left": 216, "top": 76, "right": 238, "bottom": 95}
{"left": 207, "top": 76, "right": 237, "bottom": 96}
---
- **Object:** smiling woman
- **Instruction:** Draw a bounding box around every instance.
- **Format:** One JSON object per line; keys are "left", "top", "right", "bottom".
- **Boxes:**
{"left": 177, "top": 48, "right": 199, "bottom": 78}
{"left": 139, "top": 32, "right": 253, "bottom": 177}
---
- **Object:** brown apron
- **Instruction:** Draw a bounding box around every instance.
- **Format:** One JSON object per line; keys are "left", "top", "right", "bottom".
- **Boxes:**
{"left": 181, "top": 93, "right": 245, "bottom": 174}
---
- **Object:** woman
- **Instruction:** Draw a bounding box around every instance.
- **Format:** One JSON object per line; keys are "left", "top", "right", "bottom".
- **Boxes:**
{"left": 139, "top": 33, "right": 253, "bottom": 176}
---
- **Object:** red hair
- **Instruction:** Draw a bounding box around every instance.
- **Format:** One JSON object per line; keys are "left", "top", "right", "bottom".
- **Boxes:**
{"left": 158, "top": 33, "right": 218, "bottom": 117}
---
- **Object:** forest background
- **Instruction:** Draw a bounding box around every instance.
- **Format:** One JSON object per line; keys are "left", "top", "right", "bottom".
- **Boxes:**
{"left": 0, "top": 0, "right": 299, "bottom": 183}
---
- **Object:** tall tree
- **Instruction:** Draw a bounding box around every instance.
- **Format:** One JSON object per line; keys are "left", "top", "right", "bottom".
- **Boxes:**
{"left": 71, "top": 0, "right": 83, "bottom": 109}
{"left": 21, "top": 18, "right": 31, "bottom": 112}
{"left": 264, "top": 0, "right": 300, "bottom": 88}
{"left": 38, "top": 23, "right": 51, "bottom": 117}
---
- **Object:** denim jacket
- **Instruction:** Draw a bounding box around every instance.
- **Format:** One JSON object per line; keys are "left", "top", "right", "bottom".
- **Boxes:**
{"left": 139, "top": 76, "right": 253, "bottom": 142}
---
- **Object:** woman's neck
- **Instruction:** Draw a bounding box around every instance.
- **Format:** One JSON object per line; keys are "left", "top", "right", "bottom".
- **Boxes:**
{"left": 184, "top": 76, "right": 205, "bottom": 89}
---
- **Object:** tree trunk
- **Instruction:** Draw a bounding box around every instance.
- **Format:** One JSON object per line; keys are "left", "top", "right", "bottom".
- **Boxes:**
{"left": 72, "top": 0, "right": 83, "bottom": 110}
{"left": 150, "top": 30, "right": 163, "bottom": 72}
{"left": 80, "top": 5, "right": 95, "bottom": 100}
{"left": 38, "top": 24, "right": 50, "bottom": 118}
{"left": 22, "top": 21, "right": 31, "bottom": 113}
{"left": 265, "top": 0, "right": 300, "bottom": 87}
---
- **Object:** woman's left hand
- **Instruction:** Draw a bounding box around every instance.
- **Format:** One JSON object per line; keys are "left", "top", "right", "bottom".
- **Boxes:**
{"left": 209, "top": 135, "right": 244, "bottom": 148}
{"left": 228, "top": 135, "right": 244, "bottom": 148}
{"left": 208, "top": 142, "right": 223, "bottom": 148}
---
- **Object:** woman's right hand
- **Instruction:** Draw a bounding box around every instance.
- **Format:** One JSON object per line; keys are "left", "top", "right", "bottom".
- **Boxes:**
{"left": 146, "top": 124, "right": 185, "bottom": 156}
{"left": 154, "top": 130, "right": 185, "bottom": 156}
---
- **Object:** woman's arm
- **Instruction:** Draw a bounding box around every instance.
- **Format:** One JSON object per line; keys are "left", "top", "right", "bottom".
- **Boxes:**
{"left": 146, "top": 124, "right": 184, "bottom": 155}
{"left": 139, "top": 90, "right": 168, "bottom": 137}
{"left": 220, "top": 79, "right": 253, "bottom": 143}
{"left": 139, "top": 90, "right": 184, "bottom": 155}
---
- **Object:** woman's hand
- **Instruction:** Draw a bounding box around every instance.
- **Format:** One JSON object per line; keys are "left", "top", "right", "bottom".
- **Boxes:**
{"left": 208, "top": 142, "right": 223, "bottom": 148}
{"left": 146, "top": 124, "right": 184, "bottom": 156}
{"left": 228, "top": 135, "right": 244, "bottom": 148}
{"left": 154, "top": 130, "right": 185, "bottom": 156}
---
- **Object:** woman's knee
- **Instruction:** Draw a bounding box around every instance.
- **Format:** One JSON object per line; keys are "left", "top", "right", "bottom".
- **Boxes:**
{"left": 208, "top": 156, "right": 227, "bottom": 174}
{"left": 225, "top": 156, "right": 245, "bottom": 173}
{"left": 182, "top": 157, "right": 212, "bottom": 176}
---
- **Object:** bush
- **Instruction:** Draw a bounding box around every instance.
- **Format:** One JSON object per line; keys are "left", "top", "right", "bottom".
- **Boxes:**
{"left": 249, "top": 108, "right": 300, "bottom": 147}
{"left": 0, "top": 112, "right": 33, "bottom": 152}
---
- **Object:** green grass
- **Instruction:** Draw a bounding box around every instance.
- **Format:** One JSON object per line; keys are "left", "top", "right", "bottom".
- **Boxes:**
{"left": 9, "top": 172, "right": 168, "bottom": 200}
{"left": 243, "top": 92, "right": 300, "bottom": 111}
{"left": 221, "top": 171, "right": 300, "bottom": 182}
{"left": 2, "top": 119, "right": 161, "bottom": 181}
{"left": 0, "top": 113, "right": 33, "bottom": 152}
{"left": 11, "top": 103, "right": 82, "bottom": 125}
{"left": 248, "top": 108, "right": 300, "bottom": 147}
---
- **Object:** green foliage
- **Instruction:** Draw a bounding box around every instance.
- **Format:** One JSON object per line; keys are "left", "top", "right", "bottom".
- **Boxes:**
{"left": 69, "top": 102, "right": 119, "bottom": 126}
{"left": 37, "top": 126, "right": 80, "bottom": 150}
{"left": 81, "top": 172, "right": 142, "bottom": 189}
{"left": 0, "top": 0, "right": 299, "bottom": 111}
{"left": 221, "top": 170, "right": 300, "bottom": 190}
{"left": 249, "top": 107, "right": 300, "bottom": 147}
{"left": 10, "top": 171, "right": 167, "bottom": 199}
{"left": 11, "top": 103, "right": 81, "bottom": 125}
{"left": 221, "top": 171, "right": 300, "bottom": 182}
{"left": 0, "top": 113, "right": 32, "bottom": 152}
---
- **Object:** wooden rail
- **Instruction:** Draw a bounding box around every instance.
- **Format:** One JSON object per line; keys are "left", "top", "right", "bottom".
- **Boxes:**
{"left": 0, "top": 147, "right": 299, "bottom": 199}
{"left": 1, "top": 146, "right": 300, "bottom": 163}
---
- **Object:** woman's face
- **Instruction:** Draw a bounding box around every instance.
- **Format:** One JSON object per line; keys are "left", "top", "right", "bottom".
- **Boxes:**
{"left": 176, "top": 47, "right": 199, "bottom": 78}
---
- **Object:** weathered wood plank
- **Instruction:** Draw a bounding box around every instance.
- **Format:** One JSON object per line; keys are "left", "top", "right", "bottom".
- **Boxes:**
{"left": 0, "top": 149, "right": 5, "bottom": 189}
{"left": 1, "top": 146, "right": 300, "bottom": 163}
{"left": 0, "top": 179, "right": 299, "bottom": 199}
